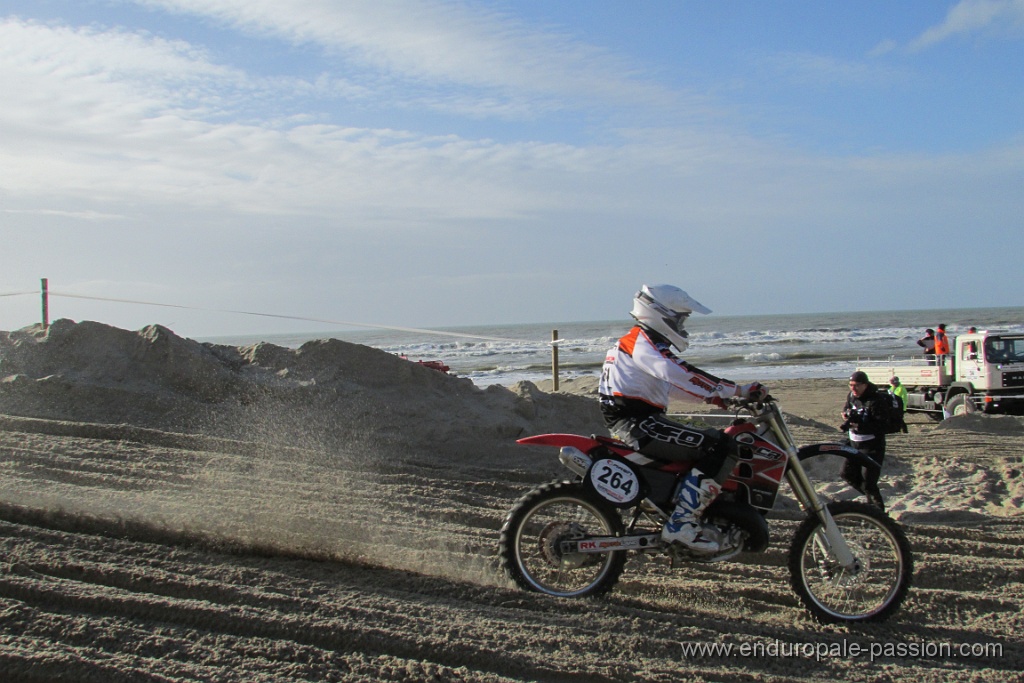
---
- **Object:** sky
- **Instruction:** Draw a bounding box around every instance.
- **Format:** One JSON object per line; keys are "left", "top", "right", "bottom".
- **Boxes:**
{"left": 1, "top": 0, "right": 1022, "bottom": 338}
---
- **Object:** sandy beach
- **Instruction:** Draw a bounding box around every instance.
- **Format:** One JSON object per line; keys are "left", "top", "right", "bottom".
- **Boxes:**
{"left": 1, "top": 320, "right": 1022, "bottom": 681}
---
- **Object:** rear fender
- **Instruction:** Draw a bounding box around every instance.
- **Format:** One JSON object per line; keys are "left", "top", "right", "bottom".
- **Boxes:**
{"left": 797, "top": 443, "right": 881, "bottom": 470}
{"left": 517, "top": 434, "right": 636, "bottom": 456}
{"left": 516, "top": 433, "right": 603, "bottom": 451}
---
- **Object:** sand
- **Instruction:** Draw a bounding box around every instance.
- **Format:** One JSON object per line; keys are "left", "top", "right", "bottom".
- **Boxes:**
{"left": 1, "top": 320, "right": 1022, "bottom": 682}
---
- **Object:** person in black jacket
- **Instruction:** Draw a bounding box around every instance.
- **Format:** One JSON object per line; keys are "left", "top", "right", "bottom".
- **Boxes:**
{"left": 839, "top": 371, "right": 888, "bottom": 510}
{"left": 917, "top": 328, "right": 937, "bottom": 365}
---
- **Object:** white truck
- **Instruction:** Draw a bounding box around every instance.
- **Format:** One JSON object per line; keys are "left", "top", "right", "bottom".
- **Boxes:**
{"left": 857, "top": 331, "right": 1024, "bottom": 419}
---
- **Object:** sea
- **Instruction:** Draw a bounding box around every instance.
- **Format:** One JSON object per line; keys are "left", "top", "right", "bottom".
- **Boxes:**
{"left": 201, "top": 307, "right": 1024, "bottom": 388}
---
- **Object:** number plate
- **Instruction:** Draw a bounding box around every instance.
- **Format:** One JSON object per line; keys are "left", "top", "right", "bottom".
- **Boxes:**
{"left": 587, "top": 458, "right": 643, "bottom": 506}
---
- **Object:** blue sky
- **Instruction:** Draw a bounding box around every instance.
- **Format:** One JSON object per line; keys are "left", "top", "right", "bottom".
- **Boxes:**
{"left": 1, "top": 0, "right": 1022, "bottom": 337}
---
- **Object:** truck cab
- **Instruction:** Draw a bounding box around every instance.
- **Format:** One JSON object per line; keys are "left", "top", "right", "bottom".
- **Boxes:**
{"left": 969, "top": 334, "right": 1024, "bottom": 413}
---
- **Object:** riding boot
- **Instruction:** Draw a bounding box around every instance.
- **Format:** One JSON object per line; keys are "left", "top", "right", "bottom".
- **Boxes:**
{"left": 662, "top": 468, "right": 721, "bottom": 553}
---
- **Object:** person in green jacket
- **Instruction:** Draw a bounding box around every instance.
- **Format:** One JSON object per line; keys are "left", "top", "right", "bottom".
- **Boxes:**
{"left": 889, "top": 376, "right": 908, "bottom": 412}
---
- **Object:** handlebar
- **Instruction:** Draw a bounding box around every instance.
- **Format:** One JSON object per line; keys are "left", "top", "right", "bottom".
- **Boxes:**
{"left": 723, "top": 394, "right": 774, "bottom": 409}
{"left": 720, "top": 394, "right": 777, "bottom": 420}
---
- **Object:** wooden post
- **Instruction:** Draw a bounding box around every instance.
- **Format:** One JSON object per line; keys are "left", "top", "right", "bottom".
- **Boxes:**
{"left": 551, "top": 329, "right": 559, "bottom": 391}
{"left": 41, "top": 278, "right": 49, "bottom": 328}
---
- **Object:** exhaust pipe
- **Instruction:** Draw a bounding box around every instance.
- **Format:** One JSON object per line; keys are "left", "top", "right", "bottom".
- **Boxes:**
{"left": 558, "top": 447, "right": 592, "bottom": 476}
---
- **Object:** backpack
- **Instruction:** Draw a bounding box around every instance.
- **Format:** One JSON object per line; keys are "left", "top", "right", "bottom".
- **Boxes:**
{"left": 876, "top": 391, "right": 908, "bottom": 435}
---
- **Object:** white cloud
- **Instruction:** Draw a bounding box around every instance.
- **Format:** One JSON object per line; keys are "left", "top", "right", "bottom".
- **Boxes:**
{"left": 127, "top": 0, "right": 673, "bottom": 114}
{"left": 2, "top": 13, "right": 1019, "bottom": 240}
{"left": 910, "top": 0, "right": 1024, "bottom": 50}
{"left": 0, "top": 9, "right": 688, "bottom": 230}
{"left": 0, "top": 18, "right": 561, "bottom": 222}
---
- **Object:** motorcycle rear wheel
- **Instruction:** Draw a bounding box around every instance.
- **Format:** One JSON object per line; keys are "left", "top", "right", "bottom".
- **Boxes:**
{"left": 789, "top": 500, "right": 913, "bottom": 623}
{"left": 498, "top": 481, "right": 627, "bottom": 598}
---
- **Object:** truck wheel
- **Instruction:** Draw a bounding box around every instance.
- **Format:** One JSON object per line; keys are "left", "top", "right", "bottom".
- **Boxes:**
{"left": 943, "top": 393, "right": 973, "bottom": 419}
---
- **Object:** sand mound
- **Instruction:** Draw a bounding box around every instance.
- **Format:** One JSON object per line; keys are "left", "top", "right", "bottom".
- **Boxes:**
{"left": 0, "top": 320, "right": 601, "bottom": 472}
{"left": 935, "top": 412, "right": 1024, "bottom": 436}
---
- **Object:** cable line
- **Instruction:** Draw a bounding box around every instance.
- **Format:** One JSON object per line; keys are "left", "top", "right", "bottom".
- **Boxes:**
{"left": 48, "top": 291, "right": 528, "bottom": 344}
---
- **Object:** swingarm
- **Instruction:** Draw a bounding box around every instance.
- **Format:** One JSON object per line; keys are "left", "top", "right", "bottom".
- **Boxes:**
{"left": 559, "top": 533, "right": 661, "bottom": 554}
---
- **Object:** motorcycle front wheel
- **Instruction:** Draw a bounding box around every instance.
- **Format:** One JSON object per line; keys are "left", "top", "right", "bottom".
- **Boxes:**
{"left": 789, "top": 500, "right": 913, "bottom": 623}
{"left": 498, "top": 481, "right": 627, "bottom": 598}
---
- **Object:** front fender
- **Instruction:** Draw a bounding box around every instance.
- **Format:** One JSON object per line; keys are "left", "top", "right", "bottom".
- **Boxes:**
{"left": 797, "top": 443, "right": 881, "bottom": 470}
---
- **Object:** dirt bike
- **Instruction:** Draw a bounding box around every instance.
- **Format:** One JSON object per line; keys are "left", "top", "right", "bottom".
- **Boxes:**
{"left": 498, "top": 396, "right": 913, "bottom": 623}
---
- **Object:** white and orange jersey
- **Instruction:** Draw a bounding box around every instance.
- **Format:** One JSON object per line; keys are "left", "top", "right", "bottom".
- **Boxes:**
{"left": 598, "top": 326, "right": 739, "bottom": 422}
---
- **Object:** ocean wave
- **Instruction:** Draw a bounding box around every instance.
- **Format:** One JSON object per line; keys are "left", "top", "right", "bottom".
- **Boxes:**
{"left": 743, "top": 352, "right": 784, "bottom": 363}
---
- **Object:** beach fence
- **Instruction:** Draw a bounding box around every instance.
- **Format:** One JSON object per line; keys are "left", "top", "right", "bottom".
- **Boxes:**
{"left": 14, "top": 278, "right": 568, "bottom": 388}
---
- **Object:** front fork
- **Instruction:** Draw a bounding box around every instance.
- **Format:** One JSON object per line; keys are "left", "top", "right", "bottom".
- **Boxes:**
{"left": 786, "top": 458, "right": 856, "bottom": 568}
{"left": 761, "top": 405, "right": 858, "bottom": 570}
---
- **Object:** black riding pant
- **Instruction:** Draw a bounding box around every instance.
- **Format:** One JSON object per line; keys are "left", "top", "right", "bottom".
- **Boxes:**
{"left": 609, "top": 413, "right": 738, "bottom": 484}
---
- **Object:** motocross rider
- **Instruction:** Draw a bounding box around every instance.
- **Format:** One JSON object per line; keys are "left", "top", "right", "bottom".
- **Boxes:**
{"left": 598, "top": 285, "right": 767, "bottom": 554}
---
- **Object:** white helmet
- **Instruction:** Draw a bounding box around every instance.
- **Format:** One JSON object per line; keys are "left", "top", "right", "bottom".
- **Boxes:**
{"left": 630, "top": 284, "right": 711, "bottom": 352}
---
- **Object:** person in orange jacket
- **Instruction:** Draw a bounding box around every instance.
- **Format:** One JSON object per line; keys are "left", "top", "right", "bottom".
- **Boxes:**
{"left": 934, "top": 324, "right": 950, "bottom": 365}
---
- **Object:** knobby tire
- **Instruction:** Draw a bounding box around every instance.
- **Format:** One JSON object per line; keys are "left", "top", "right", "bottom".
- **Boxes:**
{"left": 498, "top": 481, "right": 627, "bottom": 598}
{"left": 789, "top": 500, "right": 913, "bottom": 623}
